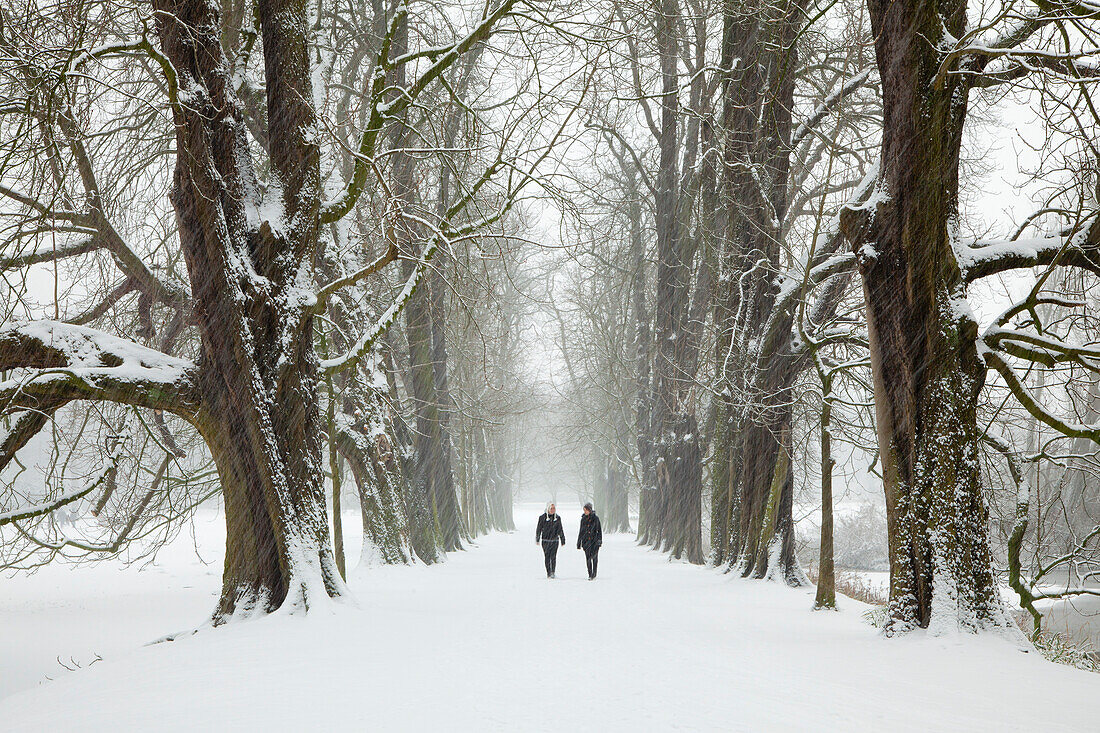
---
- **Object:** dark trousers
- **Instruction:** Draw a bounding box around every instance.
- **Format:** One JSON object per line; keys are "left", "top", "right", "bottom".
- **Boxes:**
{"left": 542, "top": 541, "right": 559, "bottom": 577}
{"left": 584, "top": 547, "right": 599, "bottom": 578}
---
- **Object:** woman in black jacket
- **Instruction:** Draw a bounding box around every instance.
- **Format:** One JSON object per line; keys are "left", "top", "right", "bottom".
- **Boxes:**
{"left": 577, "top": 502, "right": 602, "bottom": 580}
{"left": 535, "top": 502, "right": 566, "bottom": 578}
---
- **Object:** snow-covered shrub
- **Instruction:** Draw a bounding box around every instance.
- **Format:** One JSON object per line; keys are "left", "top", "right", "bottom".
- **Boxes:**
{"left": 862, "top": 606, "right": 888, "bottom": 628}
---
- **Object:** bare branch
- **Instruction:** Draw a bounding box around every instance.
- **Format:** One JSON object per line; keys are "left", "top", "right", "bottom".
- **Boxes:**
{"left": 0, "top": 442, "right": 122, "bottom": 527}
{"left": 320, "top": 0, "right": 524, "bottom": 225}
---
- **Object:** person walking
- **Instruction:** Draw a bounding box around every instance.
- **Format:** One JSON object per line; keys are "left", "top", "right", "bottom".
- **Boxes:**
{"left": 577, "top": 502, "right": 602, "bottom": 580}
{"left": 535, "top": 502, "right": 565, "bottom": 578}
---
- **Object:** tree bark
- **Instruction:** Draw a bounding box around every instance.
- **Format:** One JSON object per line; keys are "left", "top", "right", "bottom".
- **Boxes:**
{"left": 153, "top": 0, "right": 344, "bottom": 619}
{"left": 860, "top": 0, "right": 1007, "bottom": 633}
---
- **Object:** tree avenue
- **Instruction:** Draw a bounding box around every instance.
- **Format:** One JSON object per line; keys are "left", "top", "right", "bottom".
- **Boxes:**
{"left": 5, "top": 0, "right": 1100, "bottom": 645}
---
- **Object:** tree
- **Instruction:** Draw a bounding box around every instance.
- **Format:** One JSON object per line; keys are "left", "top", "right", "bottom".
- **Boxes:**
{"left": 709, "top": 0, "right": 876, "bottom": 583}
{"left": 856, "top": 0, "right": 1100, "bottom": 633}
{"left": 0, "top": 0, "right": 530, "bottom": 619}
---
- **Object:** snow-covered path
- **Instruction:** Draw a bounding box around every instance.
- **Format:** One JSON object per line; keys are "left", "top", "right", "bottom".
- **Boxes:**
{"left": 1, "top": 502, "right": 1098, "bottom": 731}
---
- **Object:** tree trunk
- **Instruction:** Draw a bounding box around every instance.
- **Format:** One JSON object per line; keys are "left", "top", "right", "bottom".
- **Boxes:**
{"left": 488, "top": 428, "right": 517, "bottom": 531}
{"left": 814, "top": 374, "right": 836, "bottom": 610}
{"left": 154, "top": 0, "right": 343, "bottom": 620}
{"left": 386, "top": 6, "right": 462, "bottom": 560}
{"left": 334, "top": 408, "right": 415, "bottom": 567}
{"left": 710, "top": 0, "right": 804, "bottom": 583}
{"left": 631, "top": 191, "right": 655, "bottom": 544}
{"left": 428, "top": 263, "right": 464, "bottom": 547}
{"left": 648, "top": 0, "right": 703, "bottom": 563}
{"left": 329, "top": 389, "right": 347, "bottom": 580}
{"left": 387, "top": 4, "right": 463, "bottom": 556}
{"left": 428, "top": 92, "right": 466, "bottom": 545}
{"left": 861, "top": 0, "right": 1007, "bottom": 634}
{"left": 403, "top": 252, "right": 451, "bottom": 558}
{"left": 606, "top": 442, "right": 633, "bottom": 533}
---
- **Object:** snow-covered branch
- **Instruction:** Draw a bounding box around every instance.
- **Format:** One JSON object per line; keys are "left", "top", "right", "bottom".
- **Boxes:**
{"left": 938, "top": 1, "right": 1100, "bottom": 89}
{"left": 320, "top": 239, "right": 441, "bottom": 375}
{"left": 312, "top": 243, "right": 400, "bottom": 315}
{"left": 0, "top": 235, "right": 102, "bottom": 270}
{"left": 0, "top": 321, "right": 201, "bottom": 436}
{"left": 790, "top": 68, "right": 874, "bottom": 150}
{"left": 754, "top": 164, "right": 881, "bottom": 365}
{"left": 956, "top": 216, "right": 1100, "bottom": 283}
{"left": 985, "top": 326, "right": 1100, "bottom": 369}
{"left": 0, "top": 441, "right": 122, "bottom": 528}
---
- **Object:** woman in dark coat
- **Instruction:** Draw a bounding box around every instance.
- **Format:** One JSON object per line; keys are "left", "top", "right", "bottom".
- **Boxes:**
{"left": 577, "top": 502, "right": 602, "bottom": 580}
{"left": 535, "top": 502, "right": 566, "bottom": 578}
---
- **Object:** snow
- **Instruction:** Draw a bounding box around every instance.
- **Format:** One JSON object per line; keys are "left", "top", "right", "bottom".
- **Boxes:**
{"left": 1037, "top": 593, "right": 1100, "bottom": 648}
{"left": 953, "top": 235, "right": 1062, "bottom": 271}
{"left": 1, "top": 501, "right": 1098, "bottom": 731}
{"left": 5, "top": 320, "right": 194, "bottom": 381}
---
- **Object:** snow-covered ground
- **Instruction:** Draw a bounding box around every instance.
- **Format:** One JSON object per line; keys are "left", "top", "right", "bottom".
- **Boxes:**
{"left": 2, "top": 501, "right": 1098, "bottom": 731}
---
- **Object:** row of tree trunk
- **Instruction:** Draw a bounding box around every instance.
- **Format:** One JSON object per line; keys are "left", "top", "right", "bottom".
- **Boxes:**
{"left": 627, "top": 0, "right": 1086, "bottom": 635}
{"left": 709, "top": 0, "right": 804, "bottom": 584}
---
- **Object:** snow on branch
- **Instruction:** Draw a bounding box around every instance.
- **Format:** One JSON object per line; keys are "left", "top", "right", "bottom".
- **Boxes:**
{"left": 937, "top": 2, "right": 1100, "bottom": 89}
{"left": 790, "top": 68, "right": 874, "bottom": 150}
{"left": 985, "top": 326, "right": 1100, "bottom": 369}
{"left": 755, "top": 164, "right": 881, "bottom": 363}
{"left": 0, "top": 321, "right": 201, "bottom": 418}
{"left": 313, "top": 244, "right": 400, "bottom": 314}
{"left": 320, "top": 239, "right": 441, "bottom": 375}
{"left": 0, "top": 236, "right": 102, "bottom": 270}
{"left": 956, "top": 215, "right": 1100, "bottom": 283}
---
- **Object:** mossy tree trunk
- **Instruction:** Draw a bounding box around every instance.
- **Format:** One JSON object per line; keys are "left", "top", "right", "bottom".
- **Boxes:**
{"left": 860, "top": 0, "right": 1006, "bottom": 634}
